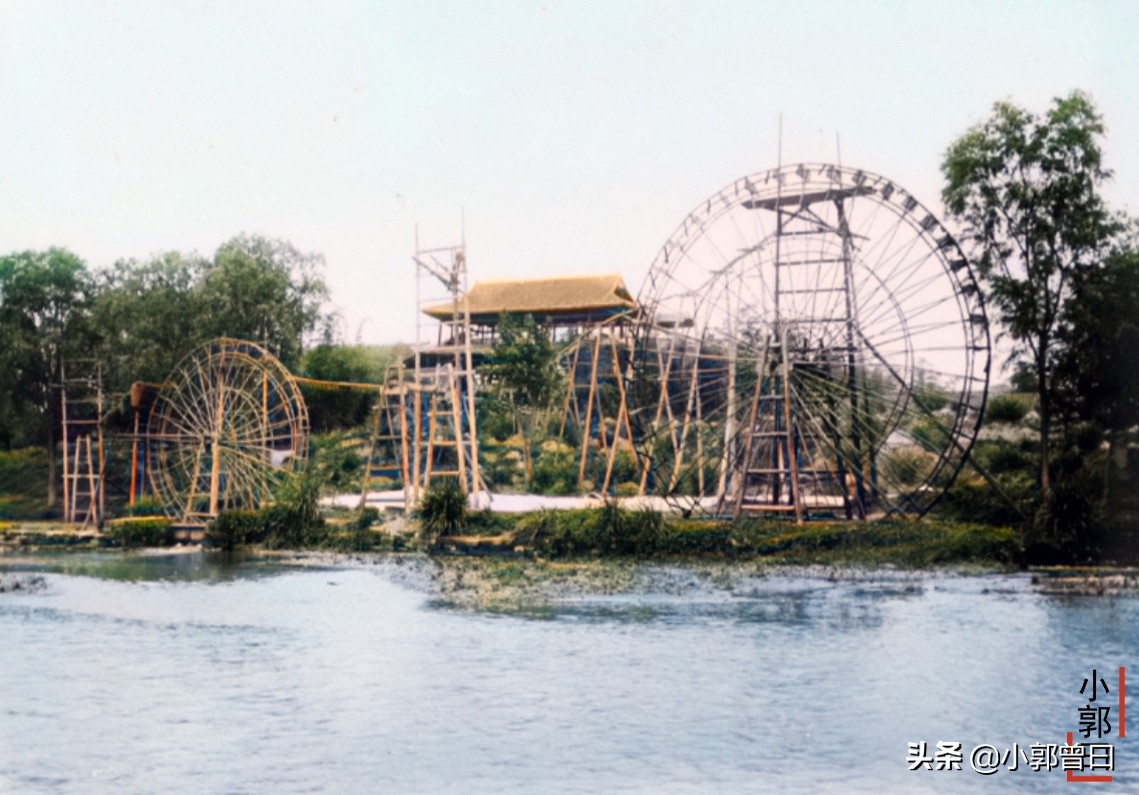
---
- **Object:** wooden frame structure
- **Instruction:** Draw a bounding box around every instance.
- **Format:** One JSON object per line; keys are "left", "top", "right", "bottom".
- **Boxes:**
{"left": 60, "top": 358, "right": 105, "bottom": 527}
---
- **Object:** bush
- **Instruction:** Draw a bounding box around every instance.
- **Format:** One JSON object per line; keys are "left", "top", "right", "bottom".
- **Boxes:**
{"left": 416, "top": 478, "right": 467, "bottom": 538}
{"left": 613, "top": 481, "right": 640, "bottom": 497}
{"left": 528, "top": 509, "right": 593, "bottom": 555}
{"left": 125, "top": 496, "right": 167, "bottom": 517}
{"left": 104, "top": 517, "right": 173, "bottom": 548}
{"left": 477, "top": 398, "right": 516, "bottom": 442}
{"left": 532, "top": 446, "right": 578, "bottom": 495}
{"left": 596, "top": 500, "right": 666, "bottom": 555}
{"left": 483, "top": 451, "right": 522, "bottom": 487}
{"left": 1029, "top": 468, "right": 1101, "bottom": 562}
{"left": 985, "top": 394, "right": 1031, "bottom": 425}
{"left": 353, "top": 506, "right": 381, "bottom": 530}
{"left": 207, "top": 510, "right": 265, "bottom": 551}
{"left": 519, "top": 503, "right": 668, "bottom": 557}
{"left": 325, "top": 508, "right": 380, "bottom": 552}
{"left": 466, "top": 508, "right": 513, "bottom": 535}
{"left": 880, "top": 446, "right": 935, "bottom": 488}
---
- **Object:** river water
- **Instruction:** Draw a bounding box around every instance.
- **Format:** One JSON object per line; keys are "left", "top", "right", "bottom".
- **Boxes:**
{"left": 1, "top": 552, "right": 1136, "bottom": 794}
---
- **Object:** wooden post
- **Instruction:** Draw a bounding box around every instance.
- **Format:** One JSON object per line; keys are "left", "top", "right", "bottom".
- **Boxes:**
{"left": 129, "top": 410, "right": 139, "bottom": 507}
{"left": 558, "top": 339, "right": 582, "bottom": 438}
{"left": 96, "top": 371, "right": 105, "bottom": 525}
{"left": 398, "top": 379, "right": 411, "bottom": 507}
{"left": 717, "top": 341, "right": 737, "bottom": 499}
{"left": 730, "top": 338, "right": 769, "bottom": 517}
{"left": 412, "top": 383, "right": 423, "bottom": 504}
{"left": 450, "top": 368, "right": 468, "bottom": 495}
{"left": 424, "top": 392, "right": 438, "bottom": 489}
{"left": 209, "top": 367, "right": 225, "bottom": 518}
{"left": 61, "top": 372, "right": 70, "bottom": 523}
{"left": 84, "top": 435, "right": 97, "bottom": 529}
{"left": 669, "top": 354, "right": 701, "bottom": 493}
{"left": 577, "top": 334, "right": 603, "bottom": 487}
{"left": 781, "top": 328, "right": 803, "bottom": 524}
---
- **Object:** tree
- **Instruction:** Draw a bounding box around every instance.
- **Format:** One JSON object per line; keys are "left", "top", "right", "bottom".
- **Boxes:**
{"left": 483, "top": 313, "right": 564, "bottom": 483}
{"left": 197, "top": 235, "right": 331, "bottom": 369}
{"left": 0, "top": 249, "right": 93, "bottom": 504}
{"left": 89, "top": 251, "right": 209, "bottom": 394}
{"left": 1055, "top": 244, "right": 1139, "bottom": 498}
{"left": 299, "top": 344, "right": 409, "bottom": 432}
{"left": 89, "top": 236, "right": 331, "bottom": 397}
{"left": 942, "top": 91, "right": 1119, "bottom": 494}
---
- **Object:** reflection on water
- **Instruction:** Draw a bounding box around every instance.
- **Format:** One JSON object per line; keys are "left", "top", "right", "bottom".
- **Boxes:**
{"left": 1, "top": 553, "right": 1136, "bottom": 794}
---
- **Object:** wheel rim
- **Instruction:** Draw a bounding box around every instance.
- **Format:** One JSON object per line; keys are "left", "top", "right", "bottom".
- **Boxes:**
{"left": 147, "top": 338, "right": 309, "bottom": 526}
{"left": 634, "top": 164, "right": 990, "bottom": 517}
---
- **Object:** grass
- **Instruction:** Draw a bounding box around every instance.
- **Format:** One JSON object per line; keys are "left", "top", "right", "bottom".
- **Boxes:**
{"left": 469, "top": 505, "right": 1022, "bottom": 568}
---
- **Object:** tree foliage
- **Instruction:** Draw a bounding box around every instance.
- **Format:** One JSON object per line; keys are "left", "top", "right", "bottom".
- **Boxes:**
{"left": 0, "top": 235, "right": 334, "bottom": 506}
{"left": 1056, "top": 245, "right": 1139, "bottom": 438}
{"left": 482, "top": 313, "right": 564, "bottom": 483}
{"left": 299, "top": 344, "right": 409, "bottom": 432}
{"left": 92, "top": 235, "right": 331, "bottom": 398}
{"left": 941, "top": 91, "right": 1120, "bottom": 492}
{"left": 0, "top": 249, "right": 93, "bottom": 503}
{"left": 484, "top": 313, "right": 563, "bottom": 409}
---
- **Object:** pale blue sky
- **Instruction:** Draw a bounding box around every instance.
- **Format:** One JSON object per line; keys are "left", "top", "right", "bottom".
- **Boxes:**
{"left": 2, "top": 0, "right": 1136, "bottom": 346}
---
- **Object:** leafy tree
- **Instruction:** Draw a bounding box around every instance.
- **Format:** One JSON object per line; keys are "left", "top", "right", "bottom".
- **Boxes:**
{"left": 299, "top": 344, "right": 408, "bottom": 432}
{"left": 942, "top": 91, "right": 1120, "bottom": 494}
{"left": 483, "top": 313, "right": 564, "bottom": 484}
{"left": 89, "top": 236, "right": 331, "bottom": 399}
{"left": 89, "top": 251, "right": 209, "bottom": 394}
{"left": 197, "top": 235, "right": 331, "bottom": 369}
{"left": 1055, "top": 244, "right": 1139, "bottom": 498}
{"left": 1009, "top": 360, "right": 1038, "bottom": 393}
{"left": 0, "top": 249, "right": 93, "bottom": 504}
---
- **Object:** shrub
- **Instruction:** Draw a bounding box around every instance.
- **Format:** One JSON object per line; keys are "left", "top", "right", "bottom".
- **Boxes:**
{"left": 613, "top": 481, "right": 640, "bottom": 497}
{"left": 880, "top": 446, "right": 935, "bottom": 488}
{"left": 353, "top": 506, "right": 381, "bottom": 530}
{"left": 207, "top": 510, "right": 265, "bottom": 551}
{"left": 484, "top": 451, "right": 522, "bottom": 487}
{"left": 125, "top": 496, "right": 167, "bottom": 517}
{"left": 532, "top": 446, "right": 578, "bottom": 495}
{"left": 416, "top": 478, "right": 467, "bottom": 538}
{"left": 466, "top": 508, "right": 513, "bottom": 535}
{"left": 985, "top": 394, "right": 1031, "bottom": 425}
{"left": 104, "top": 517, "right": 173, "bottom": 548}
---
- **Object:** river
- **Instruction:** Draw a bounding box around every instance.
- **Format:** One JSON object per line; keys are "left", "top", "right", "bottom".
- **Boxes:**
{"left": 1, "top": 551, "right": 1136, "bottom": 793}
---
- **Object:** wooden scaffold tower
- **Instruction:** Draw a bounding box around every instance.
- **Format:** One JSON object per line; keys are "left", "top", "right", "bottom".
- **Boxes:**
{"left": 631, "top": 163, "right": 992, "bottom": 520}
{"left": 357, "top": 364, "right": 411, "bottom": 507}
{"left": 411, "top": 228, "right": 482, "bottom": 506}
{"left": 558, "top": 316, "right": 645, "bottom": 495}
{"left": 60, "top": 358, "right": 105, "bottom": 527}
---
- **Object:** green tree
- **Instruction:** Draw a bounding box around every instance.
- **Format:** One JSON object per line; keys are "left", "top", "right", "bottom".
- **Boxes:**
{"left": 197, "top": 235, "right": 332, "bottom": 368}
{"left": 483, "top": 313, "right": 564, "bottom": 484}
{"left": 88, "top": 236, "right": 331, "bottom": 400}
{"left": 942, "top": 91, "right": 1119, "bottom": 494}
{"left": 299, "top": 344, "right": 408, "bottom": 432}
{"left": 89, "top": 251, "right": 209, "bottom": 395}
{"left": 0, "top": 249, "right": 93, "bottom": 504}
{"left": 1056, "top": 244, "right": 1139, "bottom": 498}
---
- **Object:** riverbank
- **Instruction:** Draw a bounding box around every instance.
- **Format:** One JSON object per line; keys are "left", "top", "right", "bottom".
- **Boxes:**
{"left": 3, "top": 540, "right": 1138, "bottom": 613}
{"left": 1, "top": 513, "right": 1022, "bottom": 566}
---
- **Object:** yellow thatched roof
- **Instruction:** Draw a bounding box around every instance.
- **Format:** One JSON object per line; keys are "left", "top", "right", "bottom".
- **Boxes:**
{"left": 423, "top": 273, "right": 636, "bottom": 321}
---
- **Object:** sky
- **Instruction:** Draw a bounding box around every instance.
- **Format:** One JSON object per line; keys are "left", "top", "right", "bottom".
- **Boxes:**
{"left": 1, "top": 0, "right": 1137, "bottom": 352}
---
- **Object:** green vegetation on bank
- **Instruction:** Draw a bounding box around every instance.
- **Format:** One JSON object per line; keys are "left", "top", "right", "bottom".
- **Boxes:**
{"left": 434, "top": 504, "right": 1020, "bottom": 569}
